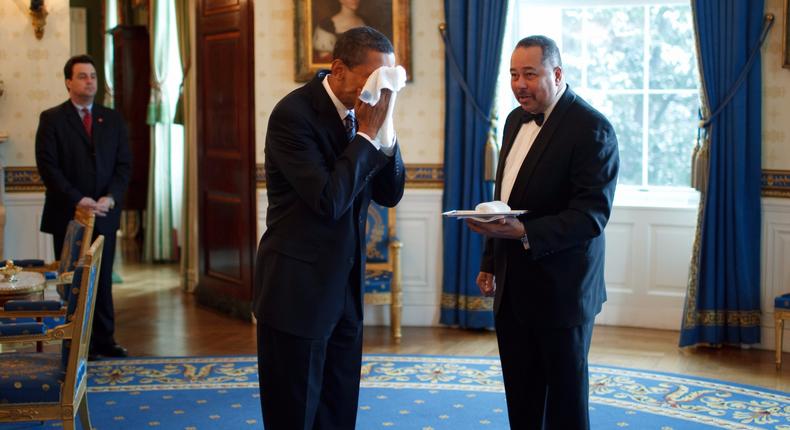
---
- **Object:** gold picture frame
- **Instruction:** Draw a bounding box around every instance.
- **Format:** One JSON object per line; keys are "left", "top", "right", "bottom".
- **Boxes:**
{"left": 784, "top": 0, "right": 790, "bottom": 68}
{"left": 294, "top": 0, "right": 411, "bottom": 82}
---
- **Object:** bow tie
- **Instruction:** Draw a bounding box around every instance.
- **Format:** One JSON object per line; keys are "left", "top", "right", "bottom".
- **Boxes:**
{"left": 522, "top": 111, "right": 545, "bottom": 127}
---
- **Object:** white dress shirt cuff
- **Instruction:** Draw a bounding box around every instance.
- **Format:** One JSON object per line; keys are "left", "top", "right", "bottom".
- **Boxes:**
{"left": 357, "top": 132, "right": 396, "bottom": 156}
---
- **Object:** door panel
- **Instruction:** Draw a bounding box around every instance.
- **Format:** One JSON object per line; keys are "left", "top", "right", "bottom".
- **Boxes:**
{"left": 196, "top": 0, "right": 255, "bottom": 317}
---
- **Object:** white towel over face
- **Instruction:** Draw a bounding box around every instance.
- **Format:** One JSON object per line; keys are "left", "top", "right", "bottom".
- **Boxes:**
{"left": 358, "top": 65, "right": 407, "bottom": 149}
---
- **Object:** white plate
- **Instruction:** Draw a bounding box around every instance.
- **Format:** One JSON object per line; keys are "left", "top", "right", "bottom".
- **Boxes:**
{"left": 442, "top": 210, "right": 527, "bottom": 223}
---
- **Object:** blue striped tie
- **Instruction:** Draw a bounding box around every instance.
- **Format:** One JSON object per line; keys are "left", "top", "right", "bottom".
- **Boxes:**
{"left": 344, "top": 112, "right": 357, "bottom": 142}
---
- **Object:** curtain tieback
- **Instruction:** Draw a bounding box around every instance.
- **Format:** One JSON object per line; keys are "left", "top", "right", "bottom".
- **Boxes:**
{"left": 699, "top": 14, "right": 774, "bottom": 129}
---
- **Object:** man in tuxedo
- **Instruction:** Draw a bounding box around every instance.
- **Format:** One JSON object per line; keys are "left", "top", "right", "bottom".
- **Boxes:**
{"left": 466, "top": 36, "right": 619, "bottom": 429}
{"left": 36, "top": 54, "right": 132, "bottom": 359}
{"left": 253, "top": 26, "right": 405, "bottom": 429}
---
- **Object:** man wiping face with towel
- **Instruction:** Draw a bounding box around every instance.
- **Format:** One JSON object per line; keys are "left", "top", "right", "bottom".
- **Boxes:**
{"left": 254, "top": 26, "right": 406, "bottom": 429}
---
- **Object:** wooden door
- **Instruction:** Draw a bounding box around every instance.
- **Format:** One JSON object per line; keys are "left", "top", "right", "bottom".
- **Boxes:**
{"left": 195, "top": 0, "right": 256, "bottom": 318}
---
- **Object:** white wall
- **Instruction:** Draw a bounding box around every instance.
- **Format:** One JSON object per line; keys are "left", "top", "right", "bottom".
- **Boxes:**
{"left": 0, "top": 0, "right": 71, "bottom": 168}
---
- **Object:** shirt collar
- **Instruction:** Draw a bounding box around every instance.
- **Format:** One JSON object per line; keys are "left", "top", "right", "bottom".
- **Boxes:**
{"left": 322, "top": 74, "right": 354, "bottom": 120}
{"left": 71, "top": 100, "right": 94, "bottom": 113}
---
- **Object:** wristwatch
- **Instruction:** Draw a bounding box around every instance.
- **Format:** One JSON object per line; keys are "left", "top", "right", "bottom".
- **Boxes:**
{"left": 519, "top": 223, "right": 530, "bottom": 250}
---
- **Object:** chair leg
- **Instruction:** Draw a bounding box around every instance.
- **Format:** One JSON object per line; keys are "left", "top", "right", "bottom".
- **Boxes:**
{"left": 78, "top": 391, "right": 92, "bottom": 430}
{"left": 777, "top": 315, "right": 784, "bottom": 371}
{"left": 390, "top": 302, "right": 402, "bottom": 342}
{"left": 62, "top": 418, "right": 75, "bottom": 430}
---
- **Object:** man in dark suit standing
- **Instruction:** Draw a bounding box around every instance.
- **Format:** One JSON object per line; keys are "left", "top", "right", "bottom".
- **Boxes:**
{"left": 253, "top": 27, "right": 405, "bottom": 429}
{"left": 466, "top": 36, "right": 619, "bottom": 429}
{"left": 36, "top": 54, "right": 132, "bottom": 359}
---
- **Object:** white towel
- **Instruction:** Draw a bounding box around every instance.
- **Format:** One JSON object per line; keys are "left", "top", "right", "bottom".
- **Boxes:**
{"left": 358, "top": 65, "right": 407, "bottom": 149}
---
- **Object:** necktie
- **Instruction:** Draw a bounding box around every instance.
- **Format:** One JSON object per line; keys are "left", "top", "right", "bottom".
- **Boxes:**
{"left": 82, "top": 108, "right": 92, "bottom": 137}
{"left": 344, "top": 111, "right": 357, "bottom": 142}
{"left": 522, "top": 111, "right": 545, "bottom": 127}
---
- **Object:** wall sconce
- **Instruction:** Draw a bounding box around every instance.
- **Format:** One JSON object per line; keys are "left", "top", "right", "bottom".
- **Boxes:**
{"left": 29, "top": 0, "right": 48, "bottom": 40}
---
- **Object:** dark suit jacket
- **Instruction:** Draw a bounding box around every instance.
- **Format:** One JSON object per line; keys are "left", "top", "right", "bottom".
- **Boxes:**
{"left": 254, "top": 72, "right": 405, "bottom": 338}
{"left": 35, "top": 101, "right": 132, "bottom": 239}
{"left": 481, "top": 86, "right": 619, "bottom": 328}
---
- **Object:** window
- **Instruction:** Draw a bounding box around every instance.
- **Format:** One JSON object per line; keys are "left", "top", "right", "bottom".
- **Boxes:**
{"left": 496, "top": 0, "right": 701, "bottom": 190}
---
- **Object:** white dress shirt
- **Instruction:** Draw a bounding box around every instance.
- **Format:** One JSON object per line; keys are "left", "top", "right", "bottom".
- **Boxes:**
{"left": 500, "top": 84, "right": 567, "bottom": 204}
{"left": 72, "top": 101, "right": 94, "bottom": 120}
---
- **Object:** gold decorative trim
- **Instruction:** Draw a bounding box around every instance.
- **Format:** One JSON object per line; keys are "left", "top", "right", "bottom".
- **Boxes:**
{"left": 364, "top": 292, "right": 392, "bottom": 305}
{"left": 440, "top": 292, "right": 493, "bottom": 312}
{"left": 8, "top": 166, "right": 788, "bottom": 196}
{"left": 762, "top": 169, "right": 790, "bottom": 198}
{"left": 256, "top": 163, "right": 444, "bottom": 189}
{"left": 5, "top": 166, "right": 44, "bottom": 193}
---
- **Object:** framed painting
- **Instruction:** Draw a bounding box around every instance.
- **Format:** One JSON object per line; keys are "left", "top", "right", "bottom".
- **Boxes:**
{"left": 784, "top": 0, "right": 790, "bottom": 68}
{"left": 294, "top": 0, "right": 411, "bottom": 81}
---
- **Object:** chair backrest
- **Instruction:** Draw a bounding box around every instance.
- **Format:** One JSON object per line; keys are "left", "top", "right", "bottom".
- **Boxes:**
{"left": 57, "top": 207, "right": 95, "bottom": 275}
{"left": 365, "top": 202, "right": 396, "bottom": 266}
{"left": 60, "top": 235, "right": 104, "bottom": 404}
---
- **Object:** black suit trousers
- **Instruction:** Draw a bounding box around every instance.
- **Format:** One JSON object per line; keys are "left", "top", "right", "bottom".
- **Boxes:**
{"left": 495, "top": 286, "right": 594, "bottom": 430}
{"left": 257, "top": 284, "right": 363, "bottom": 430}
{"left": 53, "top": 228, "right": 118, "bottom": 348}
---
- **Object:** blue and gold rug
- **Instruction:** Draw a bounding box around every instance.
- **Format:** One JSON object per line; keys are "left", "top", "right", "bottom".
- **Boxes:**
{"left": 2, "top": 355, "right": 788, "bottom": 429}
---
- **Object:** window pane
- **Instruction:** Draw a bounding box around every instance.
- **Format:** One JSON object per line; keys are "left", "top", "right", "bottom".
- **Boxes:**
{"left": 648, "top": 93, "right": 699, "bottom": 186}
{"left": 584, "top": 92, "right": 643, "bottom": 185}
{"left": 586, "top": 7, "right": 644, "bottom": 90}
{"left": 561, "top": 9, "right": 583, "bottom": 85}
{"left": 649, "top": 5, "right": 698, "bottom": 89}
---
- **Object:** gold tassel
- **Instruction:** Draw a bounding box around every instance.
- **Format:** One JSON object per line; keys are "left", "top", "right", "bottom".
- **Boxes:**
{"left": 484, "top": 128, "right": 498, "bottom": 182}
{"left": 691, "top": 123, "right": 709, "bottom": 194}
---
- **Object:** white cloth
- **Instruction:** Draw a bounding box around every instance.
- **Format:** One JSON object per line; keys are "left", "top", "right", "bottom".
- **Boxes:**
{"left": 358, "top": 65, "right": 407, "bottom": 150}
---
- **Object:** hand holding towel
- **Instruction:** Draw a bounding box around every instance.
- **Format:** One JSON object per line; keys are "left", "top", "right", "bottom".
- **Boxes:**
{"left": 358, "top": 65, "right": 407, "bottom": 150}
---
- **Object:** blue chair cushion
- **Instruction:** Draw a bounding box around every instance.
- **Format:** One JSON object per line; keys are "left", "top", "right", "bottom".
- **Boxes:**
{"left": 365, "top": 269, "right": 393, "bottom": 294}
{"left": 366, "top": 204, "right": 390, "bottom": 263}
{"left": 5, "top": 300, "right": 63, "bottom": 311}
{"left": 776, "top": 293, "right": 790, "bottom": 310}
{"left": 0, "top": 322, "right": 46, "bottom": 336}
{"left": 13, "top": 259, "right": 45, "bottom": 267}
{"left": 0, "top": 352, "right": 63, "bottom": 404}
{"left": 2, "top": 300, "right": 66, "bottom": 329}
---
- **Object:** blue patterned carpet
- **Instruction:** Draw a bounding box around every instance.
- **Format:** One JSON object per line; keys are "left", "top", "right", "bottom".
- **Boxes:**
{"left": 2, "top": 354, "right": 788, "bottom": 429}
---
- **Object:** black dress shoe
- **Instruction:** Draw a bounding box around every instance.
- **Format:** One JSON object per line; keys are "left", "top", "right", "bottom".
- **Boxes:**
{"left": 89, "top": 343, "right": 128, "bottom": 359}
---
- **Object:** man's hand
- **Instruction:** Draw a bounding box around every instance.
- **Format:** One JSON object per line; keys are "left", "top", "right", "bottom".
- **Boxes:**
{"left": 77, "top": 197, "right": 98, "bottom": 212}
{"left": 355, "top": 89, "right": 392, "bottom": 138}
{"left": 465, "top": 217, "right": 525, "bottom": 240}
{"left": 476, "top": 272, "right": 495, "bottom": 297}
{"left": 94, "top": 196, "right": 115, "bottom": 217}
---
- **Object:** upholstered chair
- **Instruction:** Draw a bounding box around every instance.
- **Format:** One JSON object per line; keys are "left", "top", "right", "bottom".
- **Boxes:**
{"left": 0, "top": 235, "right": 104, "bottom": 430}
{"left": 364, "top": 202, "right": 403, "bottom": 341}
{"left": 0, "top": 207, "right": 95, "bottom": 336}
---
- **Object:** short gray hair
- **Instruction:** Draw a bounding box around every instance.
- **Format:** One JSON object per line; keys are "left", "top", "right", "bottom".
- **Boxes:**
{"left": 516, "top": 35, "right": 562, "bottom": 68}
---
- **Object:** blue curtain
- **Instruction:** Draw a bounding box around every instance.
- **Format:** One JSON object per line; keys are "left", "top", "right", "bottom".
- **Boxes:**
{"left": 440, "top": 1, "right": 508, "bottom": 329}
{"left": 680, "top": 0, "right": 764, "bottom": 346}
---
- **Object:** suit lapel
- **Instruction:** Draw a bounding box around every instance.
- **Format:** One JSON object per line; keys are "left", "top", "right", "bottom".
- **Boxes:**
{"left": 507, "top": 87, "right": 577, "bottom": 204}
{"left": 63, "top": 101, "right": 92, "bottom": 147}
{"left": 309, "top": 72, "right": 348, "bottom": 156}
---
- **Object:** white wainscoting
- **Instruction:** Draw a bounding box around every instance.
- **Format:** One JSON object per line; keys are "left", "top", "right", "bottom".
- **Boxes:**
{"left": 760, "top": 197, "right": 790, "bottom": 352}
{"left": 3, "top": 193, "right": 54, "bottom": 261}
{"left": 597, "top": 203, "right": 699, "bottom": 330}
